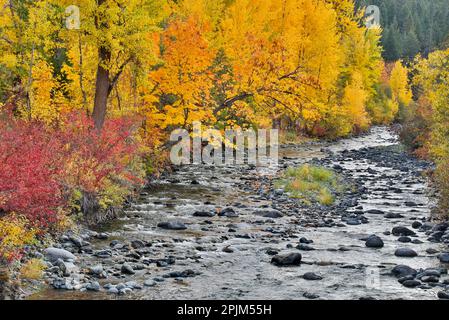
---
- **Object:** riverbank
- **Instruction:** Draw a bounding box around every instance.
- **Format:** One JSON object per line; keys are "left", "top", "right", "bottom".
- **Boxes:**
{"left": 25, "top": 127, "right": 449, "bottom": 300}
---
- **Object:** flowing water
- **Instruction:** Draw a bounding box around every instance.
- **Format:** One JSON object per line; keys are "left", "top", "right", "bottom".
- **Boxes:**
{"left": 30, "top": 127, "right": 448, "bottom": 300}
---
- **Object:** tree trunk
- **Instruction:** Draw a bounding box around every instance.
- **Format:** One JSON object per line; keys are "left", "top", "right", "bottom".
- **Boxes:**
{"left": 92, "top": 0, "right": 110, "bottom": 130}
{"left": 92, "top": 47, "right": 111, "bottom": 130}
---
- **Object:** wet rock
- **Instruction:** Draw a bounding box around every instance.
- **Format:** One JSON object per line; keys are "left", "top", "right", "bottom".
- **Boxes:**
{"left": 222, "top": 246, "right": 234, "bottom": 253}
{"left": 131, "top": 240, "right": 146, "bottom": 249}
{"left": 108, "top": 287, "right": 119, "bottom": 294}
{"left": 404, "top": 201, "right": 418, "bottom": 207}
{"left": 52, "top": 278, "right": 75, "bottom": 290}
{"left": 125, "top": 281, "right": 142, "bottom": 289}
{"left": 86, "top": 281, "right": 101, "bottom": 291}
{"left": 398, "top": 236, "right": 412, "bottom": 243}
{"left": 157, "top": 221, "right": 187, "bottom": 230}
{"left": 392, "top": 265, "right": 418, "bottom": 278}
{"left": 95, "top": 233, "right": 109, "bottom": 240}
{"left": 94, "top": 249, "right": 112, "bottom": 258}
{"left": 88, "top": 265, "right": 106, "bottom": 278}
{"left": 392, "top": 226, "right": 416, "bottom": 237}
{"left": 384, "top": 213, "right": 403, "bottom": 219}
{"left": 420, "top": 223, "right": 435, "bottom": 231}
{"left": 121, "top": 263, "right": 135, "bottom": 275}
{"left": 412, "top": 221, "right": 422, "bottom": 229}
{"left": 271, "top": 253, "right": 302, "bottom": 266}
{"left": 398, "top": 275, "right": 415, "bottom": 283}
{"left": 296, "top": 244, "right": 315, "bottom": 251}
{"left": 365, "top": 235, "right": 384, "bottom": 248}
{"left": 193, "top": 211, "right": 215, "bottom": 217}
{"left": 56, "top": 259, "right": 78, "bottom": 276}
{"left": 71, "top": 236, "right": 91, "bottom": 248}
{"left": 303, "top": 292, "right": 320, "bottom": 299}
{"left": 438, "top": 253, "right": 449, "bottom": 263}
{"left": 421, "top": 276, "right": 439, "bottom": 283}
{"left": 437, "top": 291, "right": 449, "bottom": 300}
{"left": 44, "top": 248, "right": 76, "bottom": 263}
{"left": 402, "top": 280, "right": 421, "bottom": 288}
{"left": 165, "top": 269, "right": 197, "bottom": 278}
{"left": 218, "top": 208, "right": 239, "bottom": 218}
{"left": 432, "top": 223, "right": 449, "bottom": 232}
{"left": 428, "top": 231, "right": 444, "bottom": 242}
{"left": 265, "top": 249, "right": 279, "bottom": 256}
{"left": 395, "top": 248, "right": 418, "bottom": 258}
{"left": 426, "top": 248, "right": 439, "bottom": 255}
{"left": 119, "top": 288, "right": 133, "bottom": 295}
{"left": 366, "top": 209, "right": 384, "bottom": 215}
{"left": 144, "top": 280, "right": 157, "bottom": 287}
{"left": 302, "top": 272, "right": 323, "bottom": 281}
{"left": 255, "top": 210, "right": 283, "bottom": 218}
{"left": 299, "top": 238, "right": 313, "bottom": 244}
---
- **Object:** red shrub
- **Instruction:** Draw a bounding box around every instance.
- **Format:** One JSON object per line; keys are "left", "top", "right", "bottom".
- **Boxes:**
{"left": 57, "top": 113, "right": 144, "bottom": 194}
{"left": 0, "top": 111, "right": 144, "bottom": 229}
{"left": 0, "top": 113, "right": 64, "bottom": 227}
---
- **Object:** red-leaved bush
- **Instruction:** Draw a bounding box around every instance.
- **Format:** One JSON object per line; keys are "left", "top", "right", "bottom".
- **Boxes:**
{"left": 0, "top": 111, "right": 144, "bottom": 229}
{"left": 0, "top": 113, "right": 64, "bottom": 227}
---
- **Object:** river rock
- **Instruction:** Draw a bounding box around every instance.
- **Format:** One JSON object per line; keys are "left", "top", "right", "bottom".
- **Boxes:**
{"left": 421, "top": 276, "right": 439, "bottom": 283}
{"left": 144, "top": 279, "right": 157, "bottom": 287}
{"left": 404, "top": 201, "right": 418, "bottom": 207}
{"left": 392, "top": 265, "right": 418, "bottom": 278}
{"left": 121, "top": 263, "right": 135, "bottom": 275}
{"left": 302, "top": 272, "right": 323, "bottom": 281}
{"left": 437, "top": 291, "right": 449, "bottom": 299}
{"left": 398, "top": 236, "right": 412, "bottom": 243}
{"left": 193, "top": 211, "right": 215, "bottom": 217}
{"left": 365, "top": 235, "right": 384, "bottom": 248}
{"left": 402, "top": 280, "right": 421, "bottom": 288}
{"left": 385, "top": 213, "right": 403, "bottom": 219}
{"left": 303, "top": 292, "right": 320, "bottom": 299}
{"left": 131, "top": 240, "right": 146, "bottom": 249}
{"left": 271, "top": 253, "right": 302, "bottom": 266}
{"left": 157, "top": 221, "right": 187, "bottom": 230}
{"left": 299, "top": 237, "right": 313, "bottom": 244}
{"left": 412, "top": 221, "right": 422, "bottom": 229}
{"left": 255, "top": 210, "right": 283, "bottom": 218}
{"left": 296, "top": 244, "right": 315, "bottom": 251}
{"left": 88, "top": 265, "right": 106, "bottom": 278}
{"left": 218, "top": 207, "right": 239, "bottom": 217}
{"left": 86, "top": 281, "right": 101, "bottom": 291}
{"left": 108, "top": 287, "right": 119, "bottom": 294}
{"left": 392, "top": 226, "right": 416, "bottom": 237}
{"left": 395, "top": 248, "right": 418, "bottom": 258}
{"left": 366, "top": 209, "right": 384, "bottom": 215}
{"left": 44, "top": 248, "right": 76, "bottom": 263}
{"left": 56, "top": 259, "right": 78, "bottom": 276}
{"left": 438, "top": 253, "right": 449, "bottom": 263}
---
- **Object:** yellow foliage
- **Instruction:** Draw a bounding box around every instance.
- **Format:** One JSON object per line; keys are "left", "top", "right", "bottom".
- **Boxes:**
{"left": 20, "top": 258, "right": 46, "bottom": 280}
{"left": 390, "top": 61, "right": 412, "bottom": 107}
{"left": 0, "top": 214, "right": 37, "bottom": 262}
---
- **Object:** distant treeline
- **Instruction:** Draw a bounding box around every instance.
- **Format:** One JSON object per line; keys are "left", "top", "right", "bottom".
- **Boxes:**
{"left": 356, "top": 0, "right": 449, "bottom": 61}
